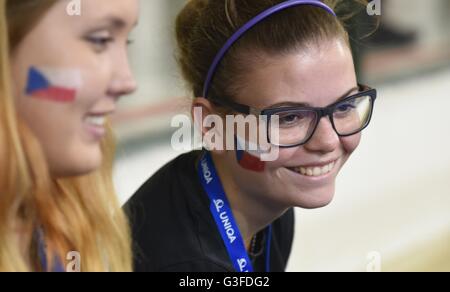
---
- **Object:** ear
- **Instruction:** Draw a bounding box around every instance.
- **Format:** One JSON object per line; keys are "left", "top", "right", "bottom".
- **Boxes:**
{"left": 191, "top": 97, "right": 214, "bottom": 136}
{"left": 191, "top": 97, "right": 226, "bottom": 155}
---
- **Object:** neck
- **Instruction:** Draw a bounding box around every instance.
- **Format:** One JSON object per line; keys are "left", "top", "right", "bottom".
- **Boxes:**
{"left": 211, "top": 153, "right": 286, "bottom": 250}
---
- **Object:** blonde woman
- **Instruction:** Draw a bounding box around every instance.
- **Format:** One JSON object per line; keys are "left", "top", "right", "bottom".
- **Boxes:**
{"left": 0, "top": 0, "right": 138, "bottom": 271}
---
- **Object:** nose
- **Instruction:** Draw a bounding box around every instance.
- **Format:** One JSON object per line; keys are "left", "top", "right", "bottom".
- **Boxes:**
{"left": 303, "top": 116, "right": 340, "bottom": 154}
{"left": 107, "top": 51, "right": 137, "bottom": 98}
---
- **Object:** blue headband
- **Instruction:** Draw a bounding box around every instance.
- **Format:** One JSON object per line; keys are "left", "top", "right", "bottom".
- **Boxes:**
{"left": 202, "top": 0, "right": 336, "bottom": 98}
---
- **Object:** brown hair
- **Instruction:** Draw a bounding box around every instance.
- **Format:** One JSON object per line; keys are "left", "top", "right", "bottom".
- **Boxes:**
{"left": 1, "top": 0, "right": 131, "bottom": 271}
{"left": 176, "top": 0, "right": 370, "bottom": 102}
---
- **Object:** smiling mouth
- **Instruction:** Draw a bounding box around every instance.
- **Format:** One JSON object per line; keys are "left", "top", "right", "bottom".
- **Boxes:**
{"left": 287, "top": 160, "right": 337, "bottom": 177}
{"left": 85, "top": 115, "right": 107, "bottom": 127}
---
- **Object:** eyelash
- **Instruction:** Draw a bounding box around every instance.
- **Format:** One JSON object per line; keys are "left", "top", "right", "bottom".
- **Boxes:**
{"left": 86, "top": 36, "right": 114, "bottom": 49}
{"left": 86, "top": 36, "right": 134, "bottom": 52}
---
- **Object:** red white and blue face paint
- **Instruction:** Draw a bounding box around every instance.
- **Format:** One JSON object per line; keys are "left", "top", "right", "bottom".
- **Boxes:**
{"left": 235, "top": 135, "right": 267, "bottom": 172}
{"left": 25, "top": 66, "right": 82, "bottom": 103}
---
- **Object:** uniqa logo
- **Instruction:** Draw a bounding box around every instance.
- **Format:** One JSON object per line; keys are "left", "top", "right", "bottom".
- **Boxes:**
{"left": 214, "top": 199, "right": 237, "bottom": 244}
{"left": 201, "top": 158, "right": 213, "bottom": 184}
{"left": 237, "top": 258, "right": 249, "bottom": 272}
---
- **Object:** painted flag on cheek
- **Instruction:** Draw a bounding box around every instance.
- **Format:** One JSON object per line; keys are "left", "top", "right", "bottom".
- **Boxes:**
{"left": 235, "top": 135, "right": 266, "bottom": 172}
{"left": 25, "top": 66, "right": 81, "bottom": 103}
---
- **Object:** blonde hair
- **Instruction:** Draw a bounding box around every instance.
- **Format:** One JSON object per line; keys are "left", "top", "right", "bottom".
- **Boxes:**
{"left": 0, "top": 0, "right": 131, "bottom": 271}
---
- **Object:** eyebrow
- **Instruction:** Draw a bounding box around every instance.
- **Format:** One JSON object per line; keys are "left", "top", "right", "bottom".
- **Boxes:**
{"left": 267, "top": 86, "right": 360, "bottom": 109}
{"left": 99, "top": 16, "right": 138, "bottom": 31}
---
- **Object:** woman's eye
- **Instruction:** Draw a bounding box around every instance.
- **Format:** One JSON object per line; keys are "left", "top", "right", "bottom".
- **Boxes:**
{"left": 279, "top": 113, "right": 306, "bottom": 127}
{"left": 85, "top": 36, "right": 114, "bottom": 51}
{"left": 336, "top": 102, "right": 356, "bottom": 113}
{"left": 281, "top": 114, "right": 298, "bottom": 123}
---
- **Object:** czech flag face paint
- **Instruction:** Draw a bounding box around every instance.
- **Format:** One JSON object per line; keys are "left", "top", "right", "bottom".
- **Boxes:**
{"left": 235, "top": 135, "right": 266, "bottom": 172}
{"left": 25, "top": 66, "right": 82, "bottom": 103}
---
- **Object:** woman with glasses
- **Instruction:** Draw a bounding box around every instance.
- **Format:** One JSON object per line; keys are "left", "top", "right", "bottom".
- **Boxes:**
{"left": 126, "top": 0, "right": 377, "bottom": 272}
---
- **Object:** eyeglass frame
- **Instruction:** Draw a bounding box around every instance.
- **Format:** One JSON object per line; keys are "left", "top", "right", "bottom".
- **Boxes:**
{"left": 209, "top": 84, "right": 377, "bottom": 148}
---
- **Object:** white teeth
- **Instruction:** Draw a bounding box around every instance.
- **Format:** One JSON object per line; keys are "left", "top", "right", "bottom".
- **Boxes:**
{"left": 86, "top": 116, "right": 106, "bottom": 127}
{"left": 313, "top": 167, "right": 321, "bottom": 176}
{"left": 293, "top": 161, "right": 336, "bottom": 177}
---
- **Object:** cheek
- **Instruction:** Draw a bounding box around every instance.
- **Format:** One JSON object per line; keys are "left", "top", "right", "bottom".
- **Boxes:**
{"left": 16, "top": 97, "right": 77, "bottom": 152}
{"left": 15, "top": 65, "right": 89, "bottom": 135}
{"left": 77, "top": 62, "right": 116, "bottom": 110}
{"left": 12, "top": 31, "right": 108, "bottom": 108}
{"left": 14, "top": 68, "right": 99, "bottom": 174}
{"left": 235, "top": 150, "right": 266, "bottom": 172}
{"left": 264, "top": 147, "right": 298, "bottom": 169}
{"left": 24, "top": 66, "right": 82, "bottom": 103}
{"left": 341, "top": 133, "right": 361, "bottom": 154}
{"left": 234, "top": 146, "right": 297, "bottom": 172}
{"left": 18, "top": 64, "right": 106, "bottom": 116}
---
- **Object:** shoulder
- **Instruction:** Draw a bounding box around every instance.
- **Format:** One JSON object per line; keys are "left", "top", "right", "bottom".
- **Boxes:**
{"left": 124, "top": 150, "right": 221, "bottom": 271}
{"left": 273, "top": 208, "right": 295, "bottom": 234}
{"left": 124, "top": 150, "right": 204, "bottom": 220}
{"left": 126, "top": 150, "right": 202, "bottom": 201}
{"left": 274, "top": 208, "right": 295, "bottom": 244}
{"left": 270, "top": 208, "right": 295, "bottom": 269}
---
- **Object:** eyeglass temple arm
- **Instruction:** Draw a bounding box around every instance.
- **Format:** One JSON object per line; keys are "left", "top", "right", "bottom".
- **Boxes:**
{"left": 210, "top": 97, "right": 260, "bottom": 115}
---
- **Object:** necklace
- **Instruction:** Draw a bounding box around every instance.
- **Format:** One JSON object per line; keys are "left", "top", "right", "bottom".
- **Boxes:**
{"left": 248, "top": 232, "right": 265, "bottom": 258}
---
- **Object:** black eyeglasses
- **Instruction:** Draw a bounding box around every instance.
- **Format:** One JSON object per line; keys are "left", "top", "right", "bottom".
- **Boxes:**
{"left": 210, "top": 84, "right": 377, "bottom": 148}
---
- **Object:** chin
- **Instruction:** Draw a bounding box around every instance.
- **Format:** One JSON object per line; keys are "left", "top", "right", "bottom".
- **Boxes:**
{"left": 300, "top": 197, "right": 334, "bottom": 209}
{"left": 293, "top": 186, "right": 336, "bottom": 209}
{"left": 76, "top": 154, "right": 103, "bottom": 175}
{"left": 51, "top": 150, "right": 103, "bottom": 178}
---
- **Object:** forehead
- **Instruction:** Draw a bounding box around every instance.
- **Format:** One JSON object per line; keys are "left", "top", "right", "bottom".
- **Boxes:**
{"left": 233, "top": 39, "right": 357, "bottom": 108}
{"left": 43, "top": 0, "right": 139, "bottom": 28}
{"left": 76, "top": 0, "right": 138, "bottom": 22}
